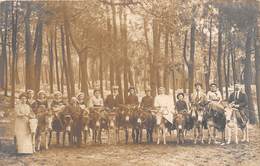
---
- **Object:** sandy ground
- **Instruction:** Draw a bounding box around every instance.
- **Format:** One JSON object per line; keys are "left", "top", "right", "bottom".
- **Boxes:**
{"left": 0, "top": 98, "right": 260, "bottom": 166}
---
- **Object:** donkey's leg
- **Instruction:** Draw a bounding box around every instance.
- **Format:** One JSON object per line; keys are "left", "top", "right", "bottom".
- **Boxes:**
{"left": 157, "top": 127, "right": 160, "bottom": 145}
{"left": 139, "top": 129, "right": 142, "bottom": 144}
{"left": 146, "top": 129, "right": 150, "bottom": 143}
{"left": 56, "top": 132, "right": 60, "bottom": 145}
{"left": 125, "top": 128, "right": 129, "bottom": 144}
{"left": 84, "top": 130, "right": 87, "bottom": 144}
{"left": 62, "top": 131, "right": 66, "bottom": 146}
{"left": 246, "top": 124, "right": 249, "bottom": 142}
{"left": 116, "top": 128, "right": 119, "bottom": 144}
{"left": 136, "top": 129, "right": 140, "bottom": 144}
{"left": 235, "top": 125, "right": 238, "bottom": 144}
{"left": 37, "top": 134, "right": 41, "bottom": 151}
{"left": 193, "top": 127, "right": 197, "bottom": 144}
{"left": 107, "top": 129, "right": 110, "bottom": 145}
{"left": 227, "top": 126, "right": 231, "bottom": 144}
{"left": 177, "top": 129, "right": 180, "bottom": 144}
{"left": 131, "top": 128, "right": 135, "bottom": 144}
{"left": 45, "top": 131, "right": 50, "bottom": 150}
{"left": 201, "top": 129, "right": 205, "bottom": 144}
{"left": 208, "top": 127, "right": 212, "bottom": 144}
{"left": 32, "top": 133, "right": 36, "bottom": 153}
{"left": 48, "top": 131, "right": 52, "bottom": 146}
{"left": 163, "top": 127, "right": 166, "bottom": 145}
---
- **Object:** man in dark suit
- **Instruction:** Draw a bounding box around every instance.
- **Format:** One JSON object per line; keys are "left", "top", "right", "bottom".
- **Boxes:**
{"left": 105, "top": 85, "right": 122, "bottom": 110}
{"left": 140, "top": 87, "right": 154, "bottom": 110}
{"left": 228, "top": 84, "right": 249, "bottom": 127}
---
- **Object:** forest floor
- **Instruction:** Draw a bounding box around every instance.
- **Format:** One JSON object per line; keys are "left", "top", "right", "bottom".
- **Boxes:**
{"left": 0, "top": 97, "right": 260, "bottom": 166}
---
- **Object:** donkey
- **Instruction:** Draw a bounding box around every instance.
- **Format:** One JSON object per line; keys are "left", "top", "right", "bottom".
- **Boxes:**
{"left": 34, "top": 105, "right": 53, "bottom": 151}
{"left": 224, "top": 103, "right": 249, "bottom": 144}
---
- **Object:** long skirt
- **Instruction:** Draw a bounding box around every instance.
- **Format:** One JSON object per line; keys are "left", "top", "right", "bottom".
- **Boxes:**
{"left": 14, "top": 117, "right": 33, "bottom": 154}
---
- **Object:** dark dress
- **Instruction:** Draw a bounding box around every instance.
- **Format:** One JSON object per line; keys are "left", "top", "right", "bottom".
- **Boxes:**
{"left": 51, "top": 100, "right": 66, "bottom": 132}
{"left": 125, "top": 95, "right": 139, "bottom": 105}
{"left": 104, "top": 94, "right": 122, "bottom": 110}
{"left": 31, "top": 99, "right": 48, "bottom": 114}
{"left": 175, "top": 100, "right": 188, "bottom": 113}
{"left": 140, "top": 96, "right": 154, "bottom": 110}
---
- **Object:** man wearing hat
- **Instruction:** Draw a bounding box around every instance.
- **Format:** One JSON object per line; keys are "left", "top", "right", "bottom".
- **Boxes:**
{"left": 190, "top": 82, "right": 207, "bottom": 106}
{"left": 154, "top": 87, "right": 175, "bottom": 123}
{"left": 26, "top": 89, "right": 35, "bottom": 107}
{"left": 140, "top": 87, "right": 154, "bottom": 110}
{"left": 89, "top": 89, "right": 104, "bottom": 108}
{"left": 32, "top": 90, "right": 48, "bottom": 113}
{"left": 228, "top": 84, "right": 249, "bottom": 127}
{"left": 125, "top": 86, "right": 139, "bottom": 106}
{"left": 105, "top": 85, "right": 122, "bottom": 110}
{"left": 175, "top": 92, "right": 188, "bottom": 113}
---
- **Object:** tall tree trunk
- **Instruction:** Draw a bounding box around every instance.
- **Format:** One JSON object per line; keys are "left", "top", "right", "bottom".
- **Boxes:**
{"left": 48, "top": 31, "right": 54, "bottom": 93}
{"left": 217, "top": 16, "right": 223, "bottom": 96}
{"left": 189, "top": 21, "right": 195, "bottom": 97}
{"left": 99, "top": 34, "right": 104, "bottom": 98}
{"left": 0, "top": 3, "right": 8, "bottom": 93}
{"left": 60, "top": 25, "right": 70, "bottom": 98}
{"left": 170, "top": 34, "right": 176, "bottom": 103}
{"left": 231, "top": 45, "right": 237, "bottom": 85}
{"left": 244, "top": 29, "right": 256, "bottom": 124}
{"left": 54, "top": 26, "right": 60, "bottom": 91}
{"left": 64, "top": 7, "right": 75, "bottom": 97}
{"left": 34, "top": 16, "right": 43, "bottom": 93}
{"left": 120, "top": 8, "right": 128, "bottom": 100}
{"left": 11, "top": 2, "right": 18, "bottom": 107}
{"left": 24, "top": 3, "right": 35, "bottom": 91}
{"left": 205, "top": 18, "right": 212, "bottom": 92}
{"left": 223, "top": 43, "right": 229, "bottom": 100}
{"left": 144, "top": 17, "right": 152, "bottom": 90}
{"left": 60, "top": 56, "right": 64, "bottom": 94}
{"left": 254, "top": 18, "right": 260, "bottom": 125}
{"left": 164, "top": 23, "right": 170, "bottom": 94}
{"left": 111, "top": 0, "right": 123, "bottom": 102}
{"left": 183, "top": 22, "right": 195, "bottom": 98}
{"left": 151, "top": 18, "right": 161, "bottom": 96}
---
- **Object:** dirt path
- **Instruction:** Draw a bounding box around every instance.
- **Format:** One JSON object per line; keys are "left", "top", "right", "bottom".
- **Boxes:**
{"left": 1, "top": 125, "right": 260, "bottom": 166}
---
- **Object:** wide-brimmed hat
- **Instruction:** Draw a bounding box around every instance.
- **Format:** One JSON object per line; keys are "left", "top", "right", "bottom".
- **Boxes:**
{"left": 210, "top": 83, "right": 217, "bottom": 87}
{"left": 93, "top": 88, "right": 101, "bottom": 94}
{"left": 158, "top": 87, "right": 165, "bottom": 91}
{"left": 26, "top": 89, "right": 34, "bottom": 94}
{"left": 77, "top": 92, "right": 85, "bottom": 98}
{"left": 37, "top": 90, "right": 46, "bottom": 96}
{"left": 54, "top": 91, "right": 62, "bottom": 96}
{"left": 128, "top": 86, "right": 135, "bottom": 92}
{"left": 19, "top": 92, "right": 28, "bottom": 99}
{"left": 194, "top": 82, "right": 202, "bottom": 87}
{"left": 71, "top": 97, "right": 79, "bottom": 103}
{"left": 177, "top": 92, "right": 185, "bottom": 99}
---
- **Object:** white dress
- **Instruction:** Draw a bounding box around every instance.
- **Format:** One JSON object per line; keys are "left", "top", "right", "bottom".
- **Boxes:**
{"left": 154, "top": 94, "right": 175, "bottom": 123}
{"left": 14, "top": 103, "right": 33, "bottom": 154}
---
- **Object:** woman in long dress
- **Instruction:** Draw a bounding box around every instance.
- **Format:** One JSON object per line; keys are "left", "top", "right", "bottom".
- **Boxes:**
{"left": 14, "top": 92, "right": 35, "bottom": 154}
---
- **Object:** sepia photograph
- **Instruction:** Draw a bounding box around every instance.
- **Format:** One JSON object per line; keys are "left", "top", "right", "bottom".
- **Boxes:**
{"left": 0, "top": 0, "right": 260, "bottom": 165}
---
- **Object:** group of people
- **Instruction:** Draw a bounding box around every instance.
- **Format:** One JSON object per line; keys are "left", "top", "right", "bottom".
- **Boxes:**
{"left": 14, "top": 82, "right": 249, "bottom": 154}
